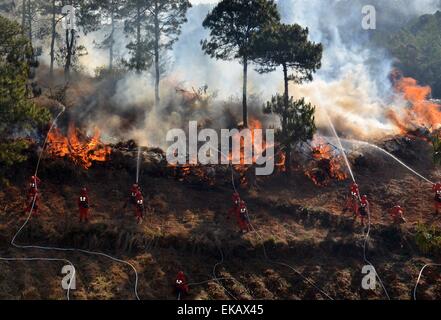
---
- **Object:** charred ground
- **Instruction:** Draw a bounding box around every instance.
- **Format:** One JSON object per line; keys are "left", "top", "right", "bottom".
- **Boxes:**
{"left": 0, "top": 135, "right": 440, "bottom": 300}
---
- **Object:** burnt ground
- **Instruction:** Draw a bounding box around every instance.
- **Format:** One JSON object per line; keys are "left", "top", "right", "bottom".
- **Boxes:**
{"left": 0, "top": 137, "right": 441, "bottom": 300}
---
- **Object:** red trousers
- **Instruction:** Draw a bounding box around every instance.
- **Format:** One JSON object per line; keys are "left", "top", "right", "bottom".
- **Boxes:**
{"left": 345, "top": 196, "right": 359, "bottom": 214}
{"left": 135, "top": 206, "right": 144, "bottom": 222}
{"left": 79, "top": 208, "right": 89, "bottom": 222}
{"left": 435, "top": 201, "right": 441, "bottom": 213}
{"left": 26, "top": 197, "right": 39, "bottom": 216}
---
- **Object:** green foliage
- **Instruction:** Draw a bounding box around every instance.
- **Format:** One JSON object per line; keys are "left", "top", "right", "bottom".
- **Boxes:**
{"left": 415, "top": 223, "right": 441, "bottom": 255}
{"left": 264, "top": 95, "right": 317, "bottom": 150}
{"left": 201, "top": 0, "right": 280, "bottom": 125}
{"left": 377, "top": 11, "right": 441, "bottom": 97}
{"left": 201, "top": 0, "right": 280, "bottom": 61}
{"left": 0, "top": 16, "right": 50, "bottom": 171}
{"left": 252, "top": 23, "right": 323, "bottom": 84}
{"left": 123, "top": 0, "right": 152, "bottom": 72}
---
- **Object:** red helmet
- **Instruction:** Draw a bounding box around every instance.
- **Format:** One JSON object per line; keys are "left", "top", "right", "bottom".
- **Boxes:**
{"left": 29, "top": 176, "right": 39, "bottom": 187}
{"left": 232, "top": 192, "right": 241, "bottom": 204}
{"left": 131, "top": 184, "right": 140, "bottom": 193}
{"left": 176, "top": 271, "right": 186, "bottom": 282}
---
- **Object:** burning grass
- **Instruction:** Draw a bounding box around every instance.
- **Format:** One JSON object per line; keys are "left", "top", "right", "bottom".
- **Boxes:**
{"left": 46, "top": 122, "right": 111, "bottom": 169}
{"left": 389, "top": 75, "right": 441, "bottom": 134}
{"left": 304, "top": 139, "right": 348, "bottom": 186}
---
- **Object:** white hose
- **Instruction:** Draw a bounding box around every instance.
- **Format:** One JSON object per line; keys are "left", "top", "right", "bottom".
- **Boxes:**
{"left": 1, "top": 105, "right": 140, "bottom": 300}
{"left": 413, "top": 263, "right": 441, "bottom": 300}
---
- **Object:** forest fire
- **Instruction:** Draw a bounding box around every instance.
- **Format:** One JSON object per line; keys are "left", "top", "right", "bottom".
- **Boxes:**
{"left": 169, "top": 119, "right": 271, "bottom": 186}
{"left": 389, "top": 76, "right": 441, "bottom": 134}
{"left": 305, "top": 141, "right": 348, "bottom": 186}
{"left": 46, "top": 122, "right": 112, "bottom": 169}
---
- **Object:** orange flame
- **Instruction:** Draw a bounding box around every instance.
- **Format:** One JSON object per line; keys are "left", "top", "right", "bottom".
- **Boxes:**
{"left": 46, "top": 122, "right": 111, "bottom": 169}
{"left": 389, "top": 76, "right": 441, "bottom": 133}
{"left": 169, "top": 119, "right": 273, "bottom": 186}
{"left": 305, "top": 139, "right": 348, "bottom": 186}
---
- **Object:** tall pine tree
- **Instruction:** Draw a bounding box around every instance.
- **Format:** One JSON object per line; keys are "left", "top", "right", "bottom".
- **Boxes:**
{"left": 254, "top": 23, "right": 322, "bottom": 173}
{"left": 201, "top": 0, "right": 280, "bottom": 127}
{"left": 0, "top": 16, "right": 50, "bottom": 178}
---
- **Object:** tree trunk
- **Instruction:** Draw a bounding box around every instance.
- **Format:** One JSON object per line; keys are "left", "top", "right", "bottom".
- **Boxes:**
{"left": 27, "top": 0, "right": 32, "bottom": 45}
{"left": 242, "top": 56, "right": 248, "bottom": 128}
{"left": 135, "top": 3, "right": 141, "bottom": 74}
{"left": 283, "top": 63, "right": 291, "bottom": 175}
{"left": 109, "top": 5, "right": 115, "bottom": 71}
{"left": 282, "top": 63, "right": 289, "bottom": 129}
{"left": 285, "top": 146, "right": 292, "bottom": 175}
{"left": 49, "top": 0, "right": 56, "bottom": 79}
{"left": 21, "top": 0, "right": 26, "bottom": 34}
{"left": 154, "top": 2, "right": 160, "bottom": 109}
{"left": 64, "top": 29, "right": 75, "bottom": 81}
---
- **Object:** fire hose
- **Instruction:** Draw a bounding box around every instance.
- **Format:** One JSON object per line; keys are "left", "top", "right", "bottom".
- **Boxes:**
{"left": 0, "top": 105, "right": 76, "bottom": 300}
{"left": 211, "top": 146, "right": 333, "bottom": 300}
{"left": 413, "top": 263, "right": 441, "bottom": 300}
{"left": 325, "top": 135, "right": 440, "bottom": 299}
{"left": 324, "top": 111, "right": 391, "bottom": 300}
{"left": 1, "top": 104, "right": 140, "bottom": 300}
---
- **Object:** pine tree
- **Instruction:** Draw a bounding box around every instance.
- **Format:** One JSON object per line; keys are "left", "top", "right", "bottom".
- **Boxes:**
{"left": 123, "top": 0, "right": 153, "bottom": 74}
{"left": 95, "top": 0, "right": 127, "bottom": 71}
{"left": 146, "top": 0, "right": 191, "bottom": 109}
{"left": 201, "top": 0, "right": 280, "bottom": 127}
{"left": 0, "top": 16, "right": 50, "bottom": 178}
{"left": 264, "top": 96, "right": 317, "bottom": 174}
{"left": 253, "top": 22, "right": 322, "bottom": 173}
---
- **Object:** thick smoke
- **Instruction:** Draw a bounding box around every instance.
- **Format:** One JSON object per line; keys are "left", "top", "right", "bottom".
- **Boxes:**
{"left": 280, "top": 0, "right": 441, "bottom": 139}
{"left": 52, "top": 0, "right": 441, "bottom": 146}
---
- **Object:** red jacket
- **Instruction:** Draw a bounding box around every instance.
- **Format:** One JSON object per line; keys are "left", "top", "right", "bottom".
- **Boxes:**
{"left": 175, "top": 272, "right": 189, "bottom": 294}
{"left": 78, "top": 189, "right": 89, "bottom": 209}
{"left": 29, "top": 175, "right": 41, "bottom": 189}
{"left": 350, "top": 183, "right": 359, "bottom": 197}
{"left": 390, "top": 205, "right": 403, "bottom": 218}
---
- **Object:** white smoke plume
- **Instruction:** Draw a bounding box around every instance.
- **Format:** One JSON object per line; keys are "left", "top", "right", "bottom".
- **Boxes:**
{"left": 44, "top": 0, "right": 441, "bottom": 146}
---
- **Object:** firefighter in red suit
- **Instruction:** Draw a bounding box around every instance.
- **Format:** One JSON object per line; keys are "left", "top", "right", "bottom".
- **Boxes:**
{"left": 124, "top": 183, "right": 141, "bottom": 210}
{"left": 344, "top": 182, "right": 360, "bottom": 216}
{"left": 175, "top": 271, "right": 189, "bottom": 299}
{"left": 356, "top": 195, "right": 370, "bottom": 226}
{"left": 433, "top": 182, "right": 441, "bottom": 214}
{"left": 228, "top": 192, "right": 241, "bottom": 220}
{"left": 237, "top": 201, "right": 251, "bottom": 233}
{"left": 389, "top": 205, "right": 406, "bottom": 224}
{"left": 78, "top": 187, "right": 90, "bottom": 223}
{"left": 134, "top": 190, "right": 145, "bottom": 224}
{"left": 26, "top": 186, "right": 40, "bottom": 216}
{"left": 29, "top": 175, "right": 41, "bottom": 189}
